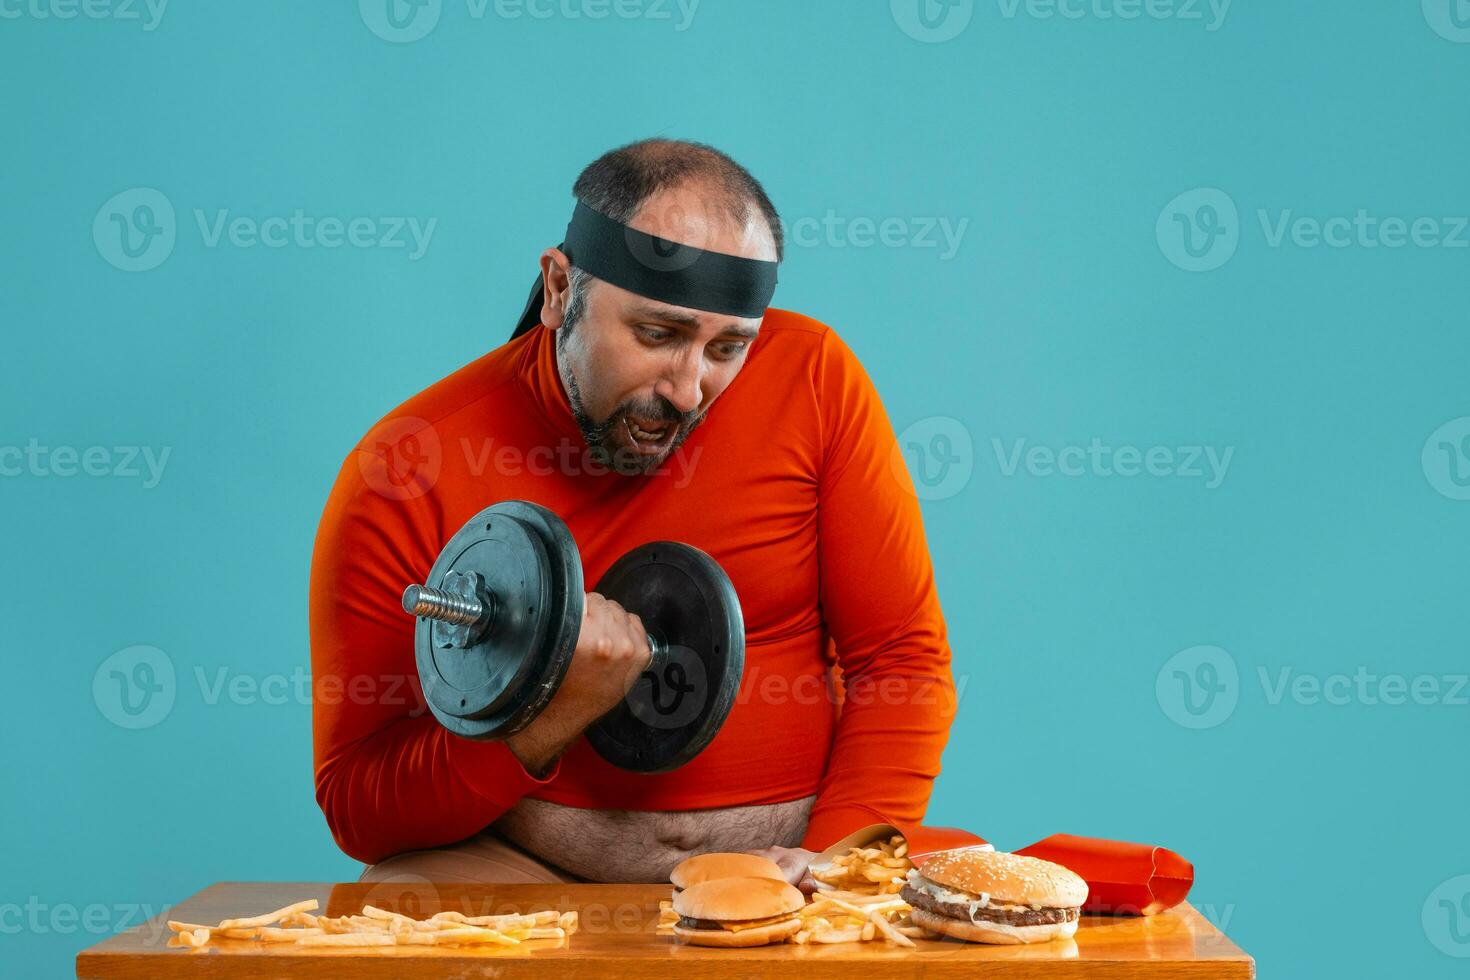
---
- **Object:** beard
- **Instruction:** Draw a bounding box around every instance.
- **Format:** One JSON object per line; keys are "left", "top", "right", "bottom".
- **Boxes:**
{"left": 562, "top": 361, "right": 704, "bottom": 475}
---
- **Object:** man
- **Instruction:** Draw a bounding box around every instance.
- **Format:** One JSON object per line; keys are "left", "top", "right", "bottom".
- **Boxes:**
{"left": 309, "top": 138, "right": 956, "bottom": 889}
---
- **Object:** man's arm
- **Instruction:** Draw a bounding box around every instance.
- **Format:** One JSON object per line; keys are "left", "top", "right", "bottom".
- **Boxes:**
{"left": 799, "top": 328, "right": 958, "bottom": 851}
{"left": 310, "top": 431, "right": 660, "bottom": 864}
{"left": 309, "top": 438, "right": 566, "bottom": 865}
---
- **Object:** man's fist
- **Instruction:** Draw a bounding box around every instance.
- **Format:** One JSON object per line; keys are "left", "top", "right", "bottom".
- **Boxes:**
{"left": 505, "top": 592, "right": 654, "bottom": 775}
{"left": 557, "top": 591, "right": 655, "bottom": 725}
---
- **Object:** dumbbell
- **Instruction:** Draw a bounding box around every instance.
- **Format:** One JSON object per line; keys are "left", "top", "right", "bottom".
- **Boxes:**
{"left": 401, "top": 500, "right": 744, "bottom": 773}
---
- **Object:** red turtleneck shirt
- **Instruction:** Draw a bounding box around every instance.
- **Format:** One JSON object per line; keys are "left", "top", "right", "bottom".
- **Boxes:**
{"left": 309, "top": 308, "right": 956, "bottom": 865}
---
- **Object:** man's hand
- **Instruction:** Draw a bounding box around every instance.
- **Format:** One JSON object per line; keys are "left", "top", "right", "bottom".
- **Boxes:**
{"left": 744, "top": 845, "right": 820, "bottom": 893}
{"left": 506, "top": 592, "right": 652, "bottom": 775}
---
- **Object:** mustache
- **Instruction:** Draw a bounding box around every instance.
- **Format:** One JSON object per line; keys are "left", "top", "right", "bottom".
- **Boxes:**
{"left": 614, "top": 397, "right": 695, "bottom": 428}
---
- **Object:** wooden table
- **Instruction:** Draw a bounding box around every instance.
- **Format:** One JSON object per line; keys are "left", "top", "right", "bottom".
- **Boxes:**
{"left": 76, "top": 881, "right": 1254, "bottom": 978}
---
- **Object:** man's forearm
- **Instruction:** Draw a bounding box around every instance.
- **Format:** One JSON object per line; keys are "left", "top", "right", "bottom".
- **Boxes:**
{"left": 504, "top": 698, "right": 593, "bottom": 776}
{"left": 315, "top": 712, "right": 560, "bottom": 864}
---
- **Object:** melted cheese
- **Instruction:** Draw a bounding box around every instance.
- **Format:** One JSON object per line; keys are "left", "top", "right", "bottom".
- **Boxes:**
{"left": 721, "top": 914, "right": 798, "bottom": 932}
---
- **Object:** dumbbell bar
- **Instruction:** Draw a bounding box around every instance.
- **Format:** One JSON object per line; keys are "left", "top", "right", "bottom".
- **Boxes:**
{"left": 402, "top": 500, "right": 744, "bottom": 773}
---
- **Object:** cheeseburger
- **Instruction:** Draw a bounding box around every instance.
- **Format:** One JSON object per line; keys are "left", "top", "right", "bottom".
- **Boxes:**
{"left": 671, "top": 876, "right": 806, "bottom": 947}
{"left": 669, "top": 852, "right": 786, "bottom": 894}
{"left": 901, "top": 848, "right": 1088, "bottom": 945}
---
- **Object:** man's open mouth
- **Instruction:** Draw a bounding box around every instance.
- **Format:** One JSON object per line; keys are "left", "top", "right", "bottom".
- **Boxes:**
{"left": 622, "top": 415, "right": 677, "bottom": 455}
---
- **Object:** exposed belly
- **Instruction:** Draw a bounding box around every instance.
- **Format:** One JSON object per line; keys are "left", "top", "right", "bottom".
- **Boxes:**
{"left": 492, "top": 794, "right": 816, "bottom": 883}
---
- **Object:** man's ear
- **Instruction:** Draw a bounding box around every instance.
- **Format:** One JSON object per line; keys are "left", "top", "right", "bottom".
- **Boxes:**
{"left": 539, "top": 248, "right": 572, "bottom": 330}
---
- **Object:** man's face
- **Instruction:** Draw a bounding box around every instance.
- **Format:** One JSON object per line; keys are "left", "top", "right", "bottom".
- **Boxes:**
{"left": 539, "top": 184, "right": 778, "bottom": 475}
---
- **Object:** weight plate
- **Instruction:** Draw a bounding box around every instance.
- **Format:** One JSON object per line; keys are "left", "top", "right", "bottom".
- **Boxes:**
{"left": 478, "top": 500, "right": 584, "bottom": 735}
{"left": 414, "top": 500, "right": 584, "bottom": 740}
{"left": 418, "top": 512, "right": 550, "bottom": 730}
{"left": 586, "top": 542, "right": 744, "bottom": 773}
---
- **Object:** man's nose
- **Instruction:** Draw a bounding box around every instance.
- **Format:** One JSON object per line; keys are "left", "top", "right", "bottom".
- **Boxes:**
{"left": 657, "top": 349, "right": 703, "bottom": 415}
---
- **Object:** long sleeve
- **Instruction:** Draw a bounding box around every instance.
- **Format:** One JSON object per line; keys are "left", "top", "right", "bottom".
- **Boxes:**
{"left": 309, "top": 433, "right": 562, "bottom": 865}
{"left": 799, "top": 329, "right": 957, "bottom": 851}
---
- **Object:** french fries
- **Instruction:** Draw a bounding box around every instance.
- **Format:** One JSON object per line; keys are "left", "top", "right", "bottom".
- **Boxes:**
{"left": 867, "top": 908, "right": 918, "bottom": 948}
{"left": 166, "top": 897, "right": 579, "bottom": 951}
{"left": 656, "top": 899, "right": 678, "bottom": 935}
{"left": 218, "top": 899, "right": 320, "bottom": 930}
{"left": 790, "top": 835, "right": 921, "bottom": 946}
{"left": 790, "top": 899, "right": 919, "bottom": 947}
{"left": 297, "top": 933, "right": 396, "bottom": 948}
{"left": 809, "top": 834, "right": 914, "bottom": 897}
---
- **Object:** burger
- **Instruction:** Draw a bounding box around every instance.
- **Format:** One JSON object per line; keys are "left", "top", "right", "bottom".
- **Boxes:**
{"left": 669, "top": 852, "right": 786, "bottom": 894}
{"left": 901, "top": 848, "right": 1088, "bottom": 945}
{"left": 670, "top": 876, "right": 806, "bottom": 947}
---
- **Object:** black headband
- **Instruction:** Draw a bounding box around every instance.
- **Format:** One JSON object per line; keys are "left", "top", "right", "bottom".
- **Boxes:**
{"left": 509, "top": 200, "right": 779, "bottom": 341}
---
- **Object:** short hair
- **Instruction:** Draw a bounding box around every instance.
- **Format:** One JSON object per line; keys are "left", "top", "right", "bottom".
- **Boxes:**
{"left": 571, "top": 137, "right": 784, "bottom": 262}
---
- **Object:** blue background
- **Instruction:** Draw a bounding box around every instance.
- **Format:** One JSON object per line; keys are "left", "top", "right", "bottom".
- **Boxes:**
{"left": 3, "top": 1, "right": 1467, "bottom": 976}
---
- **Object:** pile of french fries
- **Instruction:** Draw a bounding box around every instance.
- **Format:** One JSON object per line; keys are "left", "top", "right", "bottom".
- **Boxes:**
{"left": 167, "top": 899, "right": 578, "bottom": 950}
{"left": 657, "top": 835, "right": 924, "bottom": 947}
{"left": 810, "top": 834, "right": 912, "bottom": 895}
{"left": 792, "top": 890, "right": 921, "bottom": 947}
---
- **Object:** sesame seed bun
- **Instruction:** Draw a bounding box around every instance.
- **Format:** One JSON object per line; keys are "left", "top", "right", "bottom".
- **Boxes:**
{"left": 918, "top": 849, "right": 1088, "bottom": 910}
{"left": 669, "top": 852, "right": 786, "bottom": 890}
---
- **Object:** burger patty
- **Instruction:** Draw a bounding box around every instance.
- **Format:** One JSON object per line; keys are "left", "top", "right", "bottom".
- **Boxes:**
{"left": 900, "top": 885, "right": 1080, "bottom": 927}
{"left": 675, "top": 915, "right": 795, "bottom": 931}
{"left": 677, "top": 917, "right": 727, "bottom": 930}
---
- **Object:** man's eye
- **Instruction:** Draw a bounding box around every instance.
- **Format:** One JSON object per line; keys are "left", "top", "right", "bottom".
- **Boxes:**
{"left": 638, "top": 326, "right": 672, "bottom": 343}
{"left": 710, "top": 342, "right": 747, "bottom": 361}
